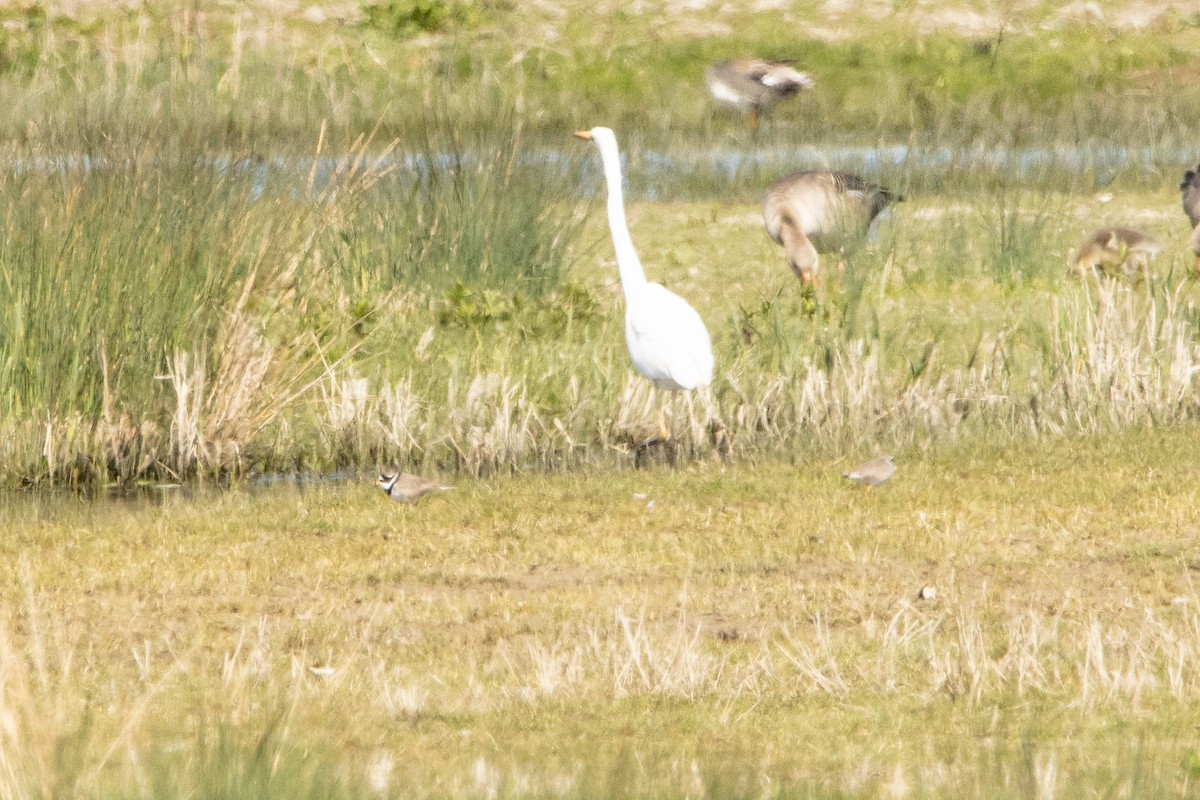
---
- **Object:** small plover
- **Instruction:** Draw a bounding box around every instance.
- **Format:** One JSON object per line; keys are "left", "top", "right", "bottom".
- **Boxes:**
{"left": 842, "top": 455, "right": 895, "bottom": 489}
{"left": 377, "top": 472, "right": 453, "bottom": 504}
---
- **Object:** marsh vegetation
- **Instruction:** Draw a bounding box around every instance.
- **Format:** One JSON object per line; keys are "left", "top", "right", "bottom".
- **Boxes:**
{"left": 6, "top": 434, "right": 1200, "bottom": 797}
{"left": 1, "top": 0, "right": 1200, "bottom": 796}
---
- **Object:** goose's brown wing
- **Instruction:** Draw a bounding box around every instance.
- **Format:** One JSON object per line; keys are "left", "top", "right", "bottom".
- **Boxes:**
{"left": 1182, "top": 165, "right": 1200, "bottom": 228}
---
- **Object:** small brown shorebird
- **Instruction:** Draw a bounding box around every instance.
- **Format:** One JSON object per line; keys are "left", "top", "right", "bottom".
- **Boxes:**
{"left": 377, "top": 472, "right": 453, "bottom": 504}
{"left": 842, "top": 455, "right": 895, "bottom": 489}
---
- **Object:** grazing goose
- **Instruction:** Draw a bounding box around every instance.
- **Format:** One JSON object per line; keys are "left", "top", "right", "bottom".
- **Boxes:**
{"left": 377, "top": 472, "right": 453, "bottom": 504}
{"left": 704, "top": 58, "right": 815, "bottom": 129}
{"left": 1182, "top": 165, "right": 1200, "bottom": 227}
{"left": 842, "top": 455, "right": 895, "bottom": 490}
{"left": 763, "top": 169, "right": 903, "bottom": 284}
{"left": 1181, "top": 164, "right": 1200, "bottom": 271}
{"left": 574, "top": 126, "right": 714, "bottom": 445}
{"left": 1067, "top": 227, "right": 1162, "bottom": 279}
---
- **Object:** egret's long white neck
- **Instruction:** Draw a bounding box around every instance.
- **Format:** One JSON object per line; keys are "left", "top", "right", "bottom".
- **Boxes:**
{"left": 593, "top": 136, "right": 648, "bottom": 297}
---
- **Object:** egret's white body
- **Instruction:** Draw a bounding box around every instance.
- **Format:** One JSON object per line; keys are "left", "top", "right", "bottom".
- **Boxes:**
{"left": 575, "top": 127, "right": 714, "bottom": 393}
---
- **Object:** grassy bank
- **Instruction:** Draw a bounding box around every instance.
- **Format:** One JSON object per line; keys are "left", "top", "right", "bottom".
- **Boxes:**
{"left": 1, "top": 3, "right": 1199, "bottom": 797}
{"left": 0, "top": 3, "right": 1193, "bottom": 484}
{"left": 0, "top": 2, "right": 1198, "bottom": 151}
{"left": 4, "top": 149, "right": 1200, "bottom": 484}
{"left": 2, "top": 432, "right": 1200, "bottom": 796}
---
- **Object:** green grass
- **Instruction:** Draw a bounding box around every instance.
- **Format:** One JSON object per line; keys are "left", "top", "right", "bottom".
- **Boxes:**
{"left": 4, "top": 432, "right": 1200, "bottom": 796}
{"left": 2, "top": 136, "right": 1199, "bottom": 484}
{"left": 0, "top": 2, "right": 1190, "bottom": 489}
{"left": 3, "top": 2, "right": 1200, "bottom": 796}
{"left": 0, "top": 1, "right": 1195, "bottom": 155}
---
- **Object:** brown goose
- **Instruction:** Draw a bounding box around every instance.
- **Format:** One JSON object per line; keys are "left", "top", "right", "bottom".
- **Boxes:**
{"left": 704, "top": 58, "right": 814, "bottom": 129}
{"left": 1066, "top": 227, "right": 1162, "bottom": 279}
{"left": 1181, "top": 164, "right": 1200, "bottom": 272}
{"left": 763, "top": 169, "right": 903, "bottom": 284}
{"left": 1182, "top": 165, "right": 1200, "bottom": 227}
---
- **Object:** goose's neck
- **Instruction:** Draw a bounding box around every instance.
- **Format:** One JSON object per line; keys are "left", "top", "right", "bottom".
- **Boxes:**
{"left": 596, "top": 142, "right": 648, "bottom": 297}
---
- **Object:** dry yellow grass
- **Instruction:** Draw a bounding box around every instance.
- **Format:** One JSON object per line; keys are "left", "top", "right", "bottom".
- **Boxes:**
{"left": 2, "top": 429, "right": 1200, "bottom": 795}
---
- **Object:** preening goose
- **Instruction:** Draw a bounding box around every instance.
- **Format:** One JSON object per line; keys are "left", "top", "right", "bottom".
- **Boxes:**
{"left": 1067, "top": 227, "right": 1162, "bottom": 279}
{"left": 1181, "top": 164, "right": 1200, "bottom": 272}
{"left": 763, "top": 169, "right": 903, "bottom": 284}
{"left": 705, "top": 58, "right": 815, "bottom": 129}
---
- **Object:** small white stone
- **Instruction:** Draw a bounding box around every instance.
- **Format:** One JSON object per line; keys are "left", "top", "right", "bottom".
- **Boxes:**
{"left": 918, "top": 586, "right": 937, "bottom": 601}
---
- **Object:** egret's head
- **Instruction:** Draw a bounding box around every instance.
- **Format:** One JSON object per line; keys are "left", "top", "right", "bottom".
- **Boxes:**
{"left": 573, "top": 126, "right": 616, "bottom": 149}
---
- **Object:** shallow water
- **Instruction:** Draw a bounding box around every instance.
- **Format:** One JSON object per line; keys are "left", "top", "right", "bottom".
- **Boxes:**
{"left": 0, "top": 470, "right": 364, "bottom": 516}
{"left": 12, "top": 141, "right": 1200, "bottom": 201}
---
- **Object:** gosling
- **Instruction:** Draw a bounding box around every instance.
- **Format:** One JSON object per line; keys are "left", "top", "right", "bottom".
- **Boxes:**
{"left": 1067, "top": 228, "right": 1162, "bottom": 279}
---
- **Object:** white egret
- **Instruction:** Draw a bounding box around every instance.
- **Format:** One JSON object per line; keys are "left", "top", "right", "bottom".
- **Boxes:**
{"left": 574, "top": 126, "right": 714, "bottom": 446}
{"left": 1066, "top": 228, "right": 1162, "bottom": 279}
{"left": 763, "top": 169, "right": 902, "bottom": 285}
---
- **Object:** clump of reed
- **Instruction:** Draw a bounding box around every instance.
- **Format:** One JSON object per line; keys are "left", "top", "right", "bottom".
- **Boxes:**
{"left": 0, "top": 99, "right": 599, "bottom": 485}
{"left": 0, "top": 130, "right": 392, "bottom": 484}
